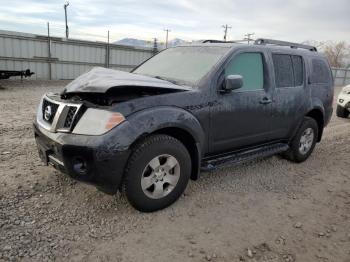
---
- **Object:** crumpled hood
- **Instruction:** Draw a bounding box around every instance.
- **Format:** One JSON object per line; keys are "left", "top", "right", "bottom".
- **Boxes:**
{"left": 62, "top": 67, "right": 191, "bottom": 94}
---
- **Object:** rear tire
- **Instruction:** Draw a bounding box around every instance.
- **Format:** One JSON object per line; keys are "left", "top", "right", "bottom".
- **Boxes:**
{"left": 336, "top": 105, "right": 349, "bottom": 118}
{"left": 124, "top": 134, "right": 191, "bottom": 212}
{"left": 283, "top": 117, "right": 318, "bottom": 163}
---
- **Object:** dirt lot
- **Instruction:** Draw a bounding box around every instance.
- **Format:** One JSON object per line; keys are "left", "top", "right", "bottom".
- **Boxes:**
{"left": 0, "top": 80, "right": 349, "bottom": 262}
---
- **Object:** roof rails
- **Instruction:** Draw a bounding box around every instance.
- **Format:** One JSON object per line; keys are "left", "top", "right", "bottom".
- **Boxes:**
{"left": 202, "top": 40, "right": 236, "bottom": 43}
{"left": 254, "top": 38, "right": 317, "bottom": 52}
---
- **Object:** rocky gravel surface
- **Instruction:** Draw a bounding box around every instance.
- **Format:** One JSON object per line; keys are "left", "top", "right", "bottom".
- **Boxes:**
{"left": 0, "top": 80, "right": 349, "bottom": 262}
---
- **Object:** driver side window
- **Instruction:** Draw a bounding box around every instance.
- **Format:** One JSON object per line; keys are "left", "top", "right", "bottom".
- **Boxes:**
{"left": 225, "top": 53, "right": 264, "bottom": 91}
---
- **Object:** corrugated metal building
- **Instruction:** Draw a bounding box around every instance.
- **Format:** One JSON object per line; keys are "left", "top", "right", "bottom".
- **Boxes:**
{"left": 0, "top": 30, "right": 154, "bottom": 80}
{"left": 332, "top": 68, "right": 350, "bottom": 86}
{"left": 1, "top": 29, "right": 349, "bottom": 86}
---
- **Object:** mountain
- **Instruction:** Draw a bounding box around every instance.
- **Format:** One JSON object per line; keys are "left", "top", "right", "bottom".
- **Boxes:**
{"left": 113, "top": 38, "right": 152, "bottom": 48}
{"left": 113, "top": 38, "right": 190, "bottom": 49}
{"left": 167, "top": 38, "right": 188, "bottom": 47}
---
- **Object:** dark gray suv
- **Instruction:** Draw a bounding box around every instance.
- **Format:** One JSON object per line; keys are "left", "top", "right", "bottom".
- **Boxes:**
{"left": 34, "top": 39, "right": 334, "bottom": 212}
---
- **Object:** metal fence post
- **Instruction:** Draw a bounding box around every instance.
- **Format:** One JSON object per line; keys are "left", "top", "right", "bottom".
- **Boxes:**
{"left": 47, "top": 22, "right": 52, "bottom": 80}
{"left": 105, "top": 30, "right": 110, "bottom": 68}
{"left": 344, "top": 69, "right": 348, "bottom": 86}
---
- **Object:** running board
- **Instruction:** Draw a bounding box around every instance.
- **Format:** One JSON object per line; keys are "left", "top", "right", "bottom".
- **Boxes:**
{"left": 201, "top": 143, "right": 289, "bottom": 171}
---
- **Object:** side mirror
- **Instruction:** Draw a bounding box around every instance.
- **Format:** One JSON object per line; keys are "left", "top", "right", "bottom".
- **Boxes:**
{"left": 223, "top": 75, "right": 243, "bottom": 92}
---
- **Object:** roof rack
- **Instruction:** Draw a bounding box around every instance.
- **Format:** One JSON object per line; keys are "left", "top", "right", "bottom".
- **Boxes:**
{"left": 202, "top": 40, "right": 236, "bottom": 43}
{"left": 254, "top": 38, "right": 317, "bottom": 52}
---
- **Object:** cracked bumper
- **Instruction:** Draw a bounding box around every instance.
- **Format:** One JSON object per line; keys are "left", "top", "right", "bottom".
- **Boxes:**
{"left": 33, "top": 123, "right": 131, "bottom": 194}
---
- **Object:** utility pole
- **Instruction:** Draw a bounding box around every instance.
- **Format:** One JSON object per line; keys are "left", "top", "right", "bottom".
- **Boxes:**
{"left": 164, "top": 29, "right": 171, "bottom": 49}
{"left": 222, "top": 24, "right": 232, "bottom": 42}
{"left": 244, "top": 33, "right": 255, "bottom": 44}
{"left": 64, "top": 1, "right": 69, "bottom": 39}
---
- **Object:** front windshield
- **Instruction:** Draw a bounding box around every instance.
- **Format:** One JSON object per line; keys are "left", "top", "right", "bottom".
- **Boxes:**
{"left": 133, "top": 46, "right": 229, "bottom": 86}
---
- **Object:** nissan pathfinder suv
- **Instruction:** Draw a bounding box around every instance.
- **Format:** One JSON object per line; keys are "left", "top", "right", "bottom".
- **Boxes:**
{"left": 34, "top": 39, "right": 334, "bottom": 212}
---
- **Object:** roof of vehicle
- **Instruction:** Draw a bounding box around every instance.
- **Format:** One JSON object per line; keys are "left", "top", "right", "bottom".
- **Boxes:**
{"left": 175, "top": 38, "right": 323, "bottom": 57}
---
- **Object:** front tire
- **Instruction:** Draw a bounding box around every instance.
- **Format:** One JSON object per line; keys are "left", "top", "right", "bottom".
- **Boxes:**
{"left": 336, "top": 105, "right": 349, "bottom": 118}
{"left": 283, "top": 117, "right": 318, "bottom": 163}
{"left": 124, "top": 134, "right": 191, "bottom": 212}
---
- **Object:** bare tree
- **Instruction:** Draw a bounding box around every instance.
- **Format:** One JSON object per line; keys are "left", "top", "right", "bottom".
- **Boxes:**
{"left": 323, "top": 41, "right": 349, "bottom": 68}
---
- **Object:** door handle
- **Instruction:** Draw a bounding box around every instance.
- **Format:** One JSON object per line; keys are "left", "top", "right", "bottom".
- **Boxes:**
{"left": 259, "top": 97, "right": 272, "bottom": 105}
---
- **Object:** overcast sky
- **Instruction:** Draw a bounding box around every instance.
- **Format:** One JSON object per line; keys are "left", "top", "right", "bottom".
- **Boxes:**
{"left": 0, "top": 0, "right": 349, "bottom": 43}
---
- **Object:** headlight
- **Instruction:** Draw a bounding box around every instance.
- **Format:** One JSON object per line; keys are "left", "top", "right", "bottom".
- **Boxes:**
{"left": 72, "top": 108, "right": 125, "bottom": 135}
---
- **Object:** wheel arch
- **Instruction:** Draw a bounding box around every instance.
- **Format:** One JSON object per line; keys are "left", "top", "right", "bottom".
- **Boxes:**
{"left": 120, "top": 106, "right": 205, "bottom": 182}
{"left": 152, "top": 127, "right": 201, "bottom": 181}
{"left": 130, "top": 126, "right": 201, "bottom": 181}
{"left": 305, "top": 108, "right": 324, "bottom": 142}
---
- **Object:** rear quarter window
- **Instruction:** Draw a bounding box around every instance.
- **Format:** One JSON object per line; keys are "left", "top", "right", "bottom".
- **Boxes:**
{"left": 311, "top": 59, "right": 331, "bottom": 84}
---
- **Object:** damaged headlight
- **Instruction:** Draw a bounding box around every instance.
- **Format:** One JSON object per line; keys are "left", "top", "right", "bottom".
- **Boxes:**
{"left": 72, "top": 108, "right": 125, "bottom": 135}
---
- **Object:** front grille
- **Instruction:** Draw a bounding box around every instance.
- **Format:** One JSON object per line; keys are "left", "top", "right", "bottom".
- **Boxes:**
{"left": 38, "top": 95, "right": 82, "bottom": 133}
{"left": 64, "top": 106, "right": 77, "bottom": 128}
{"left": 42, "top": 99, "right": 59, "bottom": 124}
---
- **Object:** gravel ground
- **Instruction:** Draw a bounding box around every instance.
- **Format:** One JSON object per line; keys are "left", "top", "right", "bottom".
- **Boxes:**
{"left": 0, "top": 80, "right": 349, "bottom": 262}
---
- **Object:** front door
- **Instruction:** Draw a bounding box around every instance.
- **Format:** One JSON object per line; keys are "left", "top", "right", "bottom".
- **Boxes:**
{"left": 209, "top": 51, "right": 275, "bottom": 154}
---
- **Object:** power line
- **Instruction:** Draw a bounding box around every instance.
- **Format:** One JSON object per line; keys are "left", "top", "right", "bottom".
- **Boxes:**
{"left": 222, "top": 24, "right": 232, "bottom": 42}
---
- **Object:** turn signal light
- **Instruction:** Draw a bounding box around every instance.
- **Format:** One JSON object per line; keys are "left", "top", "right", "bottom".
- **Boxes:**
{"left": 105, "top": 113, "right": 125, "bottom": 130}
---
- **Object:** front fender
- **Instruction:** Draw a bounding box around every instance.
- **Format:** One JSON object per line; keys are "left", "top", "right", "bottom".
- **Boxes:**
{"left": 103, "top": 106, "right": 206, "bottom": 153}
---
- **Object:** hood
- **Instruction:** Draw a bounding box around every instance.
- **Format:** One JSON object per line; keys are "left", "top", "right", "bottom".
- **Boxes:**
{"left": 62, "top": 67, "right": 192, "bottom": 94}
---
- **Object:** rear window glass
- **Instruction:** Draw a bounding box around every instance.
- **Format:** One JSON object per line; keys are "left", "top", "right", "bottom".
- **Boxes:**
{"left": 272, "top": 54, "right": 294, "bottom": 88}
{"left": 311, "top": 59, "right": 331, "bottom": 84}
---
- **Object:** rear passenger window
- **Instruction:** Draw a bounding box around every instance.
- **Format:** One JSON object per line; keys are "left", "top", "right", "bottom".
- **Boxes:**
{"left": 311, "top": 59, "right": 331, "bottom": 84}
{"left": 272, "top": 54, "right": 304, "bottom": 87}
{"left": 291, "top": 56, "right": 304, "bottom": 86}
{"left": 225, "top": 53, "right": 264, "bottom": 91}
{"left": 272, "top": 54, "right": 294, "bottom": 87}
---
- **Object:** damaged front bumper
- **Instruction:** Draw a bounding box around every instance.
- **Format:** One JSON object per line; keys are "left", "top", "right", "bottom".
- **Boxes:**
{"left": 33, "top": 123, "right": 131, "bottom": 194}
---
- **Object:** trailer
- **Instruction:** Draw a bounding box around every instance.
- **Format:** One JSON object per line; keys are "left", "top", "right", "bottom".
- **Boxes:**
{"left": 0, "top": 69, "right": 34, "bottom": 80}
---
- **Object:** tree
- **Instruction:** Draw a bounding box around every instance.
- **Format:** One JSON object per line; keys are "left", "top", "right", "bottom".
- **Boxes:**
{"left": 323, "top": 41, "right": 349, "bottom": 68}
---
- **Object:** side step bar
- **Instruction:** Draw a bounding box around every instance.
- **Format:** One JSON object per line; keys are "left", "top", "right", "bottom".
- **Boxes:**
{"left": 201, "top": 143, "right": 289, "bottom": 171}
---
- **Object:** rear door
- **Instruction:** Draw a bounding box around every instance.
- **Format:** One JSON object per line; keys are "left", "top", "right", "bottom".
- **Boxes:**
{"left": 268, "top": 52, "right": 308, "bottom": 139}
{"left": 209, "top": 49, "right": 276, "bottom": 153}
